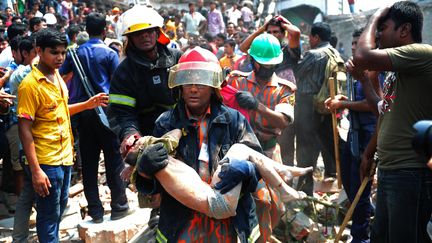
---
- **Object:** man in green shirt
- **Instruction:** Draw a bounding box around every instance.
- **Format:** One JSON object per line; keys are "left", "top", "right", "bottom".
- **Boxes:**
{"left": 352, "top": 2, "right": 432, "bottom": 242}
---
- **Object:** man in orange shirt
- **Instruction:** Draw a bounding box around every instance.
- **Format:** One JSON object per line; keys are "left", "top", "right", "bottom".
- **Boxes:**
{"left": 227, "top": 33, "right": 295, "bottom": 242}
{"left": 219, "top": 39, "right": 240, "bottom": 70}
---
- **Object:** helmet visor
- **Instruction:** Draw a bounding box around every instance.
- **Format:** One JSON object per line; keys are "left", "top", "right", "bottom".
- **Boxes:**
{"left": 168, "top": 62, "right": 223, "bottom": 89}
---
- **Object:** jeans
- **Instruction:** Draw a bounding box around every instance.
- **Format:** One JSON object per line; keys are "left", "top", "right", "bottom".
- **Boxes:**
{"left": 12, "top": 165, "right": 35, "bottom": 243}
{"left": 35, "top": 165, "right": 71, "bottom": 243}
{"left": 371, "top": 168, "right": 432, "bottom": 243}
{"left": 295, "top": 94, "right": 340, "bottom": 195}
{"left": 340, "top": 130, "right": 373, "bottom": 243}
{"left": 77, "top": 110, "right": 128, "bottom": 219}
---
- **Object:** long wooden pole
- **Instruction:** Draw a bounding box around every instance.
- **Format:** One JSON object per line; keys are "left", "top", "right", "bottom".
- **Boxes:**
{"left": 328, "top": 77, "right": 342, "bottom": 189}
{"left": 334, "top": 176, "right": 369, "bottom": 242}
{"left": 335, "top": 162, "right": 376, "bottom": 242}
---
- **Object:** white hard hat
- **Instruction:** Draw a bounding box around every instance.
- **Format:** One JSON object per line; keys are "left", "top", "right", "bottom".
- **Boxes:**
{"left": 43, "top": 13, "right": 57, "bottom": 25}
{"left": 121, "top": 5, "right": 169, "bottom": 44}
{"left": 121, "top": 5, "right": 162, "bottom": 33}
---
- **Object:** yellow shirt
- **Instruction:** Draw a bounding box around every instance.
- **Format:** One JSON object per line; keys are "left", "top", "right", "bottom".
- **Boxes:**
{"left": 165, "top": 20, "right": 177, "bottom": 40}
{"left": 219, "top": 54, "right": 240, "bottom": 70}
{"left": 17, "top": 66, "right": 74, "bottom": 166}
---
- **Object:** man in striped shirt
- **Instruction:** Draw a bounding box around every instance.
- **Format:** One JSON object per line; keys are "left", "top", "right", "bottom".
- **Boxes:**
{"left": 227, "top": 33, "right": 294, "bottom": 242}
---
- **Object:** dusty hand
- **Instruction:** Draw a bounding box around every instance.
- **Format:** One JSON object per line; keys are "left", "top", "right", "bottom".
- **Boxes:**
{"left": 120, "top": 133, "right": 141, "bottom": 159}
{"left": 87, "top": 93, "right": 109, "bottom": 109}
{"left": 0, "top": 91, "right": 14, "bottom": 106}
{"left": 346, "top": 58, "right": 368, "bottom": 81}
{"left": 324, "top": 94, "right": 347, "bottom": 110}
{"left": 32, "top": 169, "right": 51, "bottom": 197}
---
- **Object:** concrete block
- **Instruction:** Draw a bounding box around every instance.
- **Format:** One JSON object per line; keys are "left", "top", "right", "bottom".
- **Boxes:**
{"left": 77, "top": 208, "right": 151, "bottom": 243}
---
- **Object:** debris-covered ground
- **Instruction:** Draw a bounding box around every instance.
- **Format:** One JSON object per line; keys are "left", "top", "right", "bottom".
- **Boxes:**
{"left": 0, "top": 160, "right": 152, "bottom": 243}
{"left": 0, "top": 154, "right": 423, "bottom": 243}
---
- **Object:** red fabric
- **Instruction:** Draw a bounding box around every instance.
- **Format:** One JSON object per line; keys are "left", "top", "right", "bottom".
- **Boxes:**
{"left": 221, "top": 85, "right": 250, "bottom": 122}
{"left": 348, "top": 0, "right": 355, "bottom": 4}
{"left": 209, "top": 42, "right": 218, "bottom": 55}
{"left": 179, "top": 46, "right": 219, "bottom": 64}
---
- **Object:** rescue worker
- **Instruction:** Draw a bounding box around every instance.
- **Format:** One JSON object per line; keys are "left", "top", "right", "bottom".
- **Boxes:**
{"left": 137, "top": 46, "right": 262, "bottom": 242}
{"left": 108, "top": 5, "right": 181, "bottom": 143}
{"left": 227, "top": 33, "right": 295, "bottom": 241}
{"left": 60, "top": 12, "right": 129, "bottom": 223}
{"left": 107, "top": 6, "right": 181, "bottom": 176}
{"left": 107, "top": 4, "right": 181, "bottom": 226}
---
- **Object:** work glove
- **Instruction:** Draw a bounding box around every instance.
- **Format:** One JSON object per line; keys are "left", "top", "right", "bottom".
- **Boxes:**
{"left": 215, "top": 157, "right": 260, "bottom": 194}
{"left": 137, "top": 143, "right": 169, "bottom": 177}
{"left": 235, "top": 91, "right": 259, "bottom": 110}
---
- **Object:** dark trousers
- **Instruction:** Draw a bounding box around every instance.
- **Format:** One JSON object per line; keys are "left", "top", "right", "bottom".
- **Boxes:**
{"left": 277, "top": 123, "right": 295, "bottom": 166}
{"left": 371, "top": 168, "right": 432, "bottom": 243}
{"left": 341, "top": 130, "right": 373, "bottom": 243}
{"left": 76, "top": 110, "right": 128, "bottom": 219}
{"left": 295, "top": 94, "right": 339, "bottom": 195}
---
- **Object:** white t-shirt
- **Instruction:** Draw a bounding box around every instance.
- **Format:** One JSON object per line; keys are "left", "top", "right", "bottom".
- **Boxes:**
{"left": 0, "top": 46, "right": 13, "bottom": 68}
{"left": 227, "top": 8, "right": 242, "bottom": 26}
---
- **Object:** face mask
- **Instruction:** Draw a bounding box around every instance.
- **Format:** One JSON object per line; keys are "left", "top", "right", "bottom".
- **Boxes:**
{"left": 253, "top": 62, "right": 276, "bottom": 80}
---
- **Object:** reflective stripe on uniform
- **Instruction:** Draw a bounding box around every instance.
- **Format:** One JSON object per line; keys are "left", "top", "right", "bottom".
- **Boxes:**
{"left": 109, "top": 94, "right": 136, "bottom": 107}
{"left": 248, "top": 224, "right": 261, "bottom": 243}
{"left": 156, "top": 229, "right": 168, "bottom": 243}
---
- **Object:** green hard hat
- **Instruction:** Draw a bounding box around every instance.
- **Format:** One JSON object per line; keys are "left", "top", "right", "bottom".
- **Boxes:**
{"left": 248, "top": 33, "right": 283, "bottom": 65}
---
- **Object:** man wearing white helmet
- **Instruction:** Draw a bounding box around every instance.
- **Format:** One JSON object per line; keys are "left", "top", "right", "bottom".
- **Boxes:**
{"left": 107, "top": 5, "right": 181, "bottom": 220}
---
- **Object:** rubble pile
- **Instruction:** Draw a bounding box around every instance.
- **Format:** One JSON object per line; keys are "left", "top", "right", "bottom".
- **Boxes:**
{"left": 277, "top": 191, "right": 350, "bottom": 243}
{"left": 0, "top": 158, "right": 150, "bottom": 243}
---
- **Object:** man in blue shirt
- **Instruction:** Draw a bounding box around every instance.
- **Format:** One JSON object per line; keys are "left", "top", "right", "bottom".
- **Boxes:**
{"left": 60, "top": 12, "right": 129, "bottom": 223}
{"left": 325, "top": 28, "right": 382, "bottom": 243}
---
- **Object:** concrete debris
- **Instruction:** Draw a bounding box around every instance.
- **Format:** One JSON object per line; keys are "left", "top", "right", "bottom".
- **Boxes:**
{"left": 68, "top": 183, "right": 84, "bottom": 198}
{"left": 284, "top": 211, "right": 314, "bottom": 240}
{"left": 78, "top": 208, "right": 151, "bottom": 243}
{"left": 281, "top": 190, "right": 351, "bottom": 242}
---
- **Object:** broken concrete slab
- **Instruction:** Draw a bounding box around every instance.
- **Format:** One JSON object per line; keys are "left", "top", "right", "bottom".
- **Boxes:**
{"left": 68, "top": 183, "right": 84, "bottom": 198}
{"left": 77, "top": 208, "right": 151, "bottom": 243}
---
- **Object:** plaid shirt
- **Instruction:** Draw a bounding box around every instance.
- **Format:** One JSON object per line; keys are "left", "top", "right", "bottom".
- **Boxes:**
{"left": 294, "top": 42, "right": 331, "bottom": 94}
{"left": 228, "top": 72, "right": 294, "bottom": 142}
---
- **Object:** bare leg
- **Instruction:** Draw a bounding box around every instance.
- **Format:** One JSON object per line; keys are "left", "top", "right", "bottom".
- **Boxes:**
{"left": 133, "top": 130, "right": 312, "bottom": 220}
{"left": 148, "top": 156, "right": 241, "bottom": 219}
{"left": 223, "top": 143, "right": 312, "bottom": 202}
